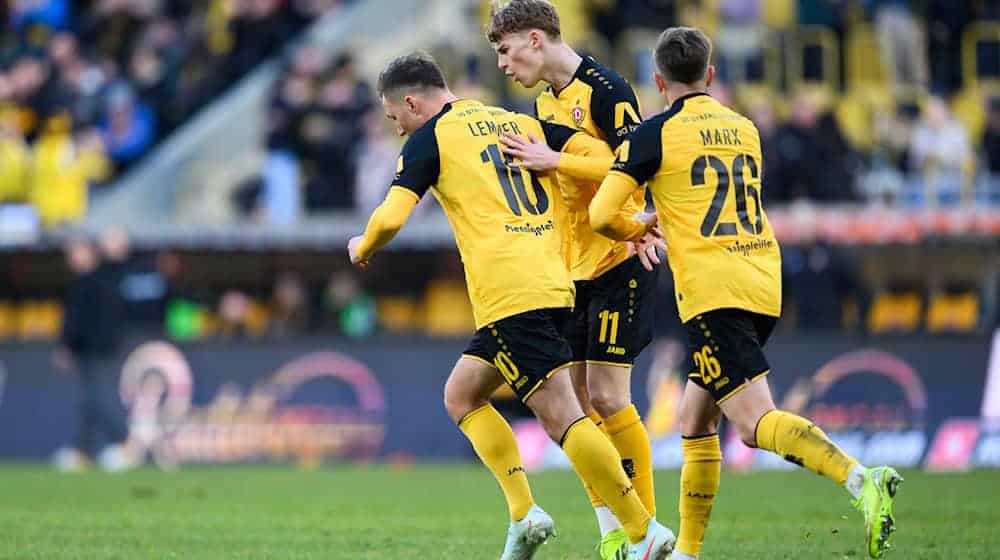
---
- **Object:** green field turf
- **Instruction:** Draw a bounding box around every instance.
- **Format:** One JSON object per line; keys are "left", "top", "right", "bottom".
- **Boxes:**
{"left": 0, "top": 464, "right": 997, "bottom": 559}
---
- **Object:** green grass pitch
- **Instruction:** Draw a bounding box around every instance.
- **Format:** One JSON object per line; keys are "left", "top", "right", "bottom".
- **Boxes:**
{"left": 0, "top": 465, "right": 997, "bottom": 559}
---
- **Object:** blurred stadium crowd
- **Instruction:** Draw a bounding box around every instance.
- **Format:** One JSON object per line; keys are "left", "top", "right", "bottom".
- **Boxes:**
{"left": 1, "top": 1, "right": 999, "bottom": 345}
{"left": 244, "top": 0, "right": 1000, "bottom": 220}
{"left": 0, "top": 0, "right": 346, "bottom": 227}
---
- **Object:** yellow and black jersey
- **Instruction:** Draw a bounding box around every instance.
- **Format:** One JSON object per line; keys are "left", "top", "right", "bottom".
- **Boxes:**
{"left": 391, "top": 99, "right": 582, "bottom": 329}
{"left": 605, "top": 92, "right": 782, "bottom": 322}
{"left": 535, "top": 56, "right": 645, "bottom": 281}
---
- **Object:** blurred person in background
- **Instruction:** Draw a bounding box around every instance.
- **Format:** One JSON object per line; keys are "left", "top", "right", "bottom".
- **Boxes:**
{"left": 300, "top": 51, "right": 373, "bottom": 212}
{"left": 0, "top": 108, "right": 30, "bottom": 203}
{"left": 872, "top": 0, "right": 928, "bottom": 92}
{"left": 270, "top": 271, "right": 309, "bottom": 336}
{"left": 29, "top": 110, "right": 110, "bottom": 227}
{"left": 909, "top": 96, "right": 974, "bottom": 206}
{"left": 746, "top": 98, "right": 785, "bottom": 204}
{"left": 773, "top": 91, "right": 857, "bottom": 202}
{"left": 99, "top": 83, "right": 156, "bottom": 169}
{"left": 320, "top": 268, "right": 375, "bottom": 338}
{"left": 781, "top": 203, "right": 866, "bottom": 331}
{"left": 53, "top": 237, "right": 133, "bottom": 472}
{"left": 983, "top": 98, "right": 1000, "bottom": 173}
{"left": 982, "top": 97, "right": 1000, "bottom": 203}
{"left": 258, "top": 44, "right": 324, "bottom": 224}
{"left": 99, "top": 226, "right": 168, "bottom": 326}
{"left": 9, "top": 0, "right": 70, "bottom": 36}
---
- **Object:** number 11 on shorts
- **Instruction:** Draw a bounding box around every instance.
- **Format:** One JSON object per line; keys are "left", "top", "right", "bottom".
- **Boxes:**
{"left": 598, "top": 309, "right": 620, "bottom": 345}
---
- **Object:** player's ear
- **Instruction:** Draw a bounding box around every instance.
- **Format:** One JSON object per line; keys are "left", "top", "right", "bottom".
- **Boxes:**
{"left": 528, "top": 29, "right": 542, "bottom": 49}
{"left": 705, "top": 65, "right": 715, "bottom": 89}
{"left": 654, "top": 72, "right": 667, "bottom": 94}
{"left": 403, "top": 95, "right": 418, "bottom": 114}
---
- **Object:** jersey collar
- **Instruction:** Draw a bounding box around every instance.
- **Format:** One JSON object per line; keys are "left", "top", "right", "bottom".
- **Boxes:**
{"left": 668, "top": 91, "right": 710, "bottom": 110}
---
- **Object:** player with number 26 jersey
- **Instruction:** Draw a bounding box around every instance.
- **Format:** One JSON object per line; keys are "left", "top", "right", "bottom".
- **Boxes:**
{"left": 609, "top": 91, "right": 781, "bottom": 325}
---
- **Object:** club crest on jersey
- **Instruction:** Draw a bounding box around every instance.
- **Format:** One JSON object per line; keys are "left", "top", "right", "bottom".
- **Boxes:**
{"left": 571, "top": 106, "right": 586, "bottom": 126}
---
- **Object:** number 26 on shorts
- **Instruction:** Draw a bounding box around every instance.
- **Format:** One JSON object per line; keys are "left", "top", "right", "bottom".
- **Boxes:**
{"left": 692, "top": 345, "right": 722, "bottom": 385}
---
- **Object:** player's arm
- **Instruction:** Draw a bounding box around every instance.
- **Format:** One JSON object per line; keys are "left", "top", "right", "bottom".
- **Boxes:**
{"left": 348, "top": 127, "right": 438, "bottom": 267}
{"left": 590, "top": 120, "right": 662, "bottom": 241}
{"left": 349, "top": 187, "right": 420, "bottom": 265}
{"left": 556, "top": 131, "right": 616, "bottom": 182}
{"left": 498, "top": 120, "right": 615, "bottom": 181}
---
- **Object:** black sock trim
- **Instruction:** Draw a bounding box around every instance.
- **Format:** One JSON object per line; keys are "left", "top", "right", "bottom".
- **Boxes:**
{"left": 559, "top": 416, "right": 588, "bottom": 448}
{"left": 456, "top": 404, "right": 491, "bottom": 427}
{"left": 681, "top": 432, "right": 719, "bottom": 440}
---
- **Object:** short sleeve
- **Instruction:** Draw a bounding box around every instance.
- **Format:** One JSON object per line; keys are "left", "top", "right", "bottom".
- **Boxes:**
{"left": 610, "top": 118, "right": 663, "bottom": 185}
{"left": 590, "top": 73, "right": 642, "bottom": 151}
{"left": 390, "top": 123, "right": 440, "bottom": 198}
{"left": 539, "top": 120, "right": 579, "bottom": 152}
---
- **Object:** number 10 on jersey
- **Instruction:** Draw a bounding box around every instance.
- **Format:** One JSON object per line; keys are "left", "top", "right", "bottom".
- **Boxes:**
{"left": 481, "top": 144, "right": 549, "bottom": 217}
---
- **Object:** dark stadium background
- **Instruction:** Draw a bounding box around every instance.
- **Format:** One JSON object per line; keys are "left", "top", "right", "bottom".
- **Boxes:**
{"left": 1, "top": 0, "right": 998, "bottom": 473}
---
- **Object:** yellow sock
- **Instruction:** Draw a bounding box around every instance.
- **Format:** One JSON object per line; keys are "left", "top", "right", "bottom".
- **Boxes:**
{"left": 582, "top": 411, "right": 607, "bottom": 508}
{"left": 755, "top": 410, "right": 858, "bottom": 485}
{"left": 677, "top": 434, "right": 721, "bottom": 557}
{"left": 561, "top": 418, "right": 650, "bottom": 543}
{"left": 604, "top": 404, "right": 656, "bottom": 517}
{"left": 459, "top": 405, "right": 534, "bottom": 521}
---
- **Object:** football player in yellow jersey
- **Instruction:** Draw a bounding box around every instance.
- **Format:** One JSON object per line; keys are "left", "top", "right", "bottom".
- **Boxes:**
{"left": 590, "top": 28, "right": 903, "bottom": 559}
{"left": 486, "top": 3, "right": 661, "bottom": 555}
{"left": 347, "top": 53, "right": 676, "bottom": 560}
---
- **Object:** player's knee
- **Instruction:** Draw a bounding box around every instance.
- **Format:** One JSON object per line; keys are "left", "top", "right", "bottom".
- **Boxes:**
{"left": 679, "top": 414, "right": 719, "bottom": 438}
{"left": 734, "top": 418, "right": 760, "bottom": 448}
{"left": 442, "top": 385, "right": 481, "bottom": 424}
{"left": 588, "top": 385, "right": 630, "bottom": 418}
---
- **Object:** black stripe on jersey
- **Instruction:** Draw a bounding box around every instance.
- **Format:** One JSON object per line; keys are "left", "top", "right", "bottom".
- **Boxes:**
{"left": 576, "top": 57, "right": 641, "bottom": 150}
{"left": 539, "top": 120, "right": 578, "bottom": 152}
{"left": 390, "top": 103, "right": 452, "bottom": 198}
{"left": 611, "top": 92, "right": 708, "bottom": 184}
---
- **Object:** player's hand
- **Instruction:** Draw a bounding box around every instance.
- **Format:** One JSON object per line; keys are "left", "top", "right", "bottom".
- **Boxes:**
{"left": 631, "top": 213, "right": 665, "bottom": 271}
{"left": 499, "top": 132, "right": 560, "bottom": 172}
{"left": 631, "top": 230, "right": 665, "bottom": 271}
{"left": 347, "top": 235, "right": 369, "bottom": 270}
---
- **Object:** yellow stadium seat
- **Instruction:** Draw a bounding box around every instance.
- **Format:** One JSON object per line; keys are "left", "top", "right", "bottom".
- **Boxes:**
{"left": 835, "top": 93, "right": 874, "bottom": 151}
{"left": 0, "top": 301, "right": 15, "bottom": 340}
{"left": 422, "top": 278, "right": 476, "bottom": 337}
{"left": 376, "top": 296, "right": 420, "bottom": 334}
{"left": 926, "top": 293, "right": 979, "bottom": 333}
{"left": 0, "top": 134, "right": 30, "bottom": 203}
{"left": 951, "top": 88, "right": 988, "bottom": 144}
{"left": 786, "top": 25, "right": 840, "bottom": 95}
{"left": 868, "top": 292, "right": 922, "bottom": 334}
{"left": 962, "top": 22, "right": 1000, "bottom": 95}
{"left": 762, "top": 0, "right": 795, "bottom": 30}
{"left": 846, "top": 23, "right": 889, "bottom": 95}
{"left": 17, "top": 300, "right": 61, "bottom": 340}
{"left": 38, "top": 299, "right": 63, "bottom": 339}
{"left": 244, "top": 299, "right": 271, "bottom": 337}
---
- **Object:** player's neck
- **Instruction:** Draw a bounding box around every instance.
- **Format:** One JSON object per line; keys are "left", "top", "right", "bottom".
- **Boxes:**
{"left": 427, "top": 90, "right": 461, "bottom": 115}
{"left": 541, "top": 44, "right": 582, "bottom": 93}
{"left": 664, "top": 84, "right": 708, "bottom": 108}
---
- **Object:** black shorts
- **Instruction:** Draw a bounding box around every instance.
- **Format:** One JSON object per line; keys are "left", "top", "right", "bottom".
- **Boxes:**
{"left": 463, "top": 308, "right": 574, "bottom": 403}
{"left": 683, "top": 308, "right": 778, "bottom": 403}
{"left": 569, "top": 255, "right": 656, "bottom": 367}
